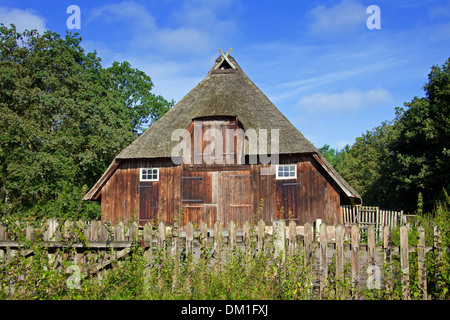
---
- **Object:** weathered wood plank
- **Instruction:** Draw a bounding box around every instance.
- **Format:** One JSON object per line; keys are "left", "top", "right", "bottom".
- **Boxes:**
{"left": 335, "top": 224, "right": 344, "bottom": 280}
{"left": 320, "top": 223, "right": 328, "bottom": 295}
{"left": 351, "top": 224, "right": 360, "bottom": 299}
{"left": 400, "top": 225, "right": 409, "bottom": 300}
{"left": 418, "top": 226, "right": 427, "bottom": 300}
{"left": 304, "top": 222, "right": 313, "bottom": 266}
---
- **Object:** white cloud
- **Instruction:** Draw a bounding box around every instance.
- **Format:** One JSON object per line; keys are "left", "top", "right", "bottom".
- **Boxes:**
{"left": 306, "top": 0, "right": 366, "bottom": 38}
{"left": 0, "top": 7, "right": 46, "bottom": 34}
{"left": 296, "top": 87, "right": 392, "bottom": 113}
{"left": 89, "top": 0, "right": 239, "bottom": 54}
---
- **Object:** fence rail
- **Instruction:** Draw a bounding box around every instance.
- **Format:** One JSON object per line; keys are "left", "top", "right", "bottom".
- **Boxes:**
{"left": 0, "top": 218, "right": 444, "bottom": 300}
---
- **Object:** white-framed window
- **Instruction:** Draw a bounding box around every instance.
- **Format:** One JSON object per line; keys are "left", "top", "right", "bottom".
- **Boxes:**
{"left": 140, "top": 168, "right": 159, "bottom": 181}
{"left": 276, "top": 164, "right": 297, "bottom": 179}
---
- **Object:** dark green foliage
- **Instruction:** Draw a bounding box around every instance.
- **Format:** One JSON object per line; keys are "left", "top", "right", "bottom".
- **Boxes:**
{"left": 325, "top": 57, "right": 450, "bottom": 213}
{"left": 0, "top": 24, "right": 172, "bottom": 219}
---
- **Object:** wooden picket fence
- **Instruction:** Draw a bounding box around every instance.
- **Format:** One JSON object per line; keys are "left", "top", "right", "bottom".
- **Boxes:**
{"left": 0, "top": 218, "right": 444, "bottom": 299}
{"left": 341, "top": 205, "right": 404, "bottom": 239}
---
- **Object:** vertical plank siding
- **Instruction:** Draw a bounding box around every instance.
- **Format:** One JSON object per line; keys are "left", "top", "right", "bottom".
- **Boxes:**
{"left": 99, "top": 151, "right": 343, "bottom": 227}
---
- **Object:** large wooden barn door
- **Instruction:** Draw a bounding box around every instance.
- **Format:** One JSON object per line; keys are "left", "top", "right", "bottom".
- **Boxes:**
{"left": 222, "top": 170, "right": 254, "bottom": 227}
{"left": 276, "top": 181, "right": 299, "bottom": 220}
{"left": 181, "top": 171, "right": 216, "bottom": 226}
{"left": 139, "top": 183, "right": 159, "bottom": 225}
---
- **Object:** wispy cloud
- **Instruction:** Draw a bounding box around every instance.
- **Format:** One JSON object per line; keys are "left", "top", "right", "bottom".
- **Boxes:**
{"left": 295, "top": 87, "right": 393, "bottom": 113}
{"left": 0, "top": 7, "right": 46, "bottom": 34}
{"left": 305, "top": 0, "right": 367, "bottom": 38}
{"left": 89, "top": 0, "right": 240, "bottom": 55}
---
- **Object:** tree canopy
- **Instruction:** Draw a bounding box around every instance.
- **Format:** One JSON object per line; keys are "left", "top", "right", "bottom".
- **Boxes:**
{"left": 0, "top": 24, "right": 173, "bottom": 219}
{"left": 323, "top": 57, "right": 450, "bottom": 213}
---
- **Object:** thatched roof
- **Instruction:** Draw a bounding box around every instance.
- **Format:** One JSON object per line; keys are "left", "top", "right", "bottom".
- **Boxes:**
{"left": 116, "top": 55, "right": 317, "bottom": 159}
{"left": 84, "top": 54, "right": 361, "bottom": 202}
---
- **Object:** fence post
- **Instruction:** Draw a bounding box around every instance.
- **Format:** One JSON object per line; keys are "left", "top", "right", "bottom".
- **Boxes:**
{"left": 185, "top": 221, "right": 194, "bottom": 257}
{"left": 172, "top": 220, "right": 180, "bottom": 291}
{"left": 351, "top": 224, "right": 360, "bottom": 299}
{"left": 368, "top": 224, "right": 375, "bottom": 266}
{"left": 0, "top": 224, "right": 5, "bottom": 263}
{"left": 214, "top": 221, "right": 223, "bottom": 270}
{"left": 228, "top": 220, "right": 236, "bottom": 252}
{"left": 320, "top": 223, "right": 328, "bottom": 296}
{"left": 143, "top": 222, "right": 153, "bottom": 265}
{"left": 400, "top": 225, "right": 409, "bottom": 300}
{"left": 115, "top": 221, "right": 125, "bottom": 242}
{"left": 288, "top": 220, "right": 296, "bottom": 257}
{"left": 418, "top": 226, "right": 427, "bottom": 300}
{"left": 304, "top": 222, "right": 313, "bottom": 266}
{"left": 273, "top": 219, "right": 286, "bottom": 262}
{"left": 243, "top": 220, "right": 250, "bottom": 259}
{"left": 335, "top": 224, "right": 344, "bottom": 280}
{"left": 257, "top": 219, "right": 265, "bottom": 254}
{"left": 129, "top": 221, "right": 139, "bottom": 242}
{"left": 158, "top": 221, "right": 166, "bottom": 255}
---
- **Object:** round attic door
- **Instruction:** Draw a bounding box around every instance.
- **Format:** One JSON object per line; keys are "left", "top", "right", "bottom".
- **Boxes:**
{"left": 186, "top": 116, "right": 245, "bottom": 167}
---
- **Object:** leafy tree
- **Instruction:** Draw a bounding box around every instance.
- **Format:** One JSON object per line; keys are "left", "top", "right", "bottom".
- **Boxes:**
{"left": 105, "top": 61, "right": 174, "bottom": 133}
{"left": 386, "top": 58, "right": 450, "bottom": 212}
{"left": 333, "top": 58, "right": 449, "bottom": 213}
{"left": 0, "top": 24, "right": 172, "bottom": 219}
{"left": 334, "top": 121, "right": 396, "bottom": 207}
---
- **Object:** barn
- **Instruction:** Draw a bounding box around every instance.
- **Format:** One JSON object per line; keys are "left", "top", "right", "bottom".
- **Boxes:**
{"left": 83, "top": 51, "right": 362, "bottom": 227}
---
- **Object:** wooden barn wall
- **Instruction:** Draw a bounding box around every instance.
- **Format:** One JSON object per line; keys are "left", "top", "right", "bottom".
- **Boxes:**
{"left": 100, "top": 154, "right": 342, "bottom": 227}
{"left": 101, "top": 159, "right": 181, "bottom": 225}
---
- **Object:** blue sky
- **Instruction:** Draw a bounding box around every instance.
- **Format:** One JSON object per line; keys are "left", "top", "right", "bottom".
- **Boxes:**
{"left": 1, "top": 0, "right": 449, "bottom": 150}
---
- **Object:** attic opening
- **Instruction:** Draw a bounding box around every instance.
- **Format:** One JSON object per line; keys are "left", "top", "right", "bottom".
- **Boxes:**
{"left": 217, "top": 58, "right": 234, "bottom": 70}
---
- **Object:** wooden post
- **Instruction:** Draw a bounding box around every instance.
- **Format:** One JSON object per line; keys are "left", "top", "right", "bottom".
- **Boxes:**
{"left": 129, "top": 221, "right": 139, "bottom": 243}
{"left": 172, "top": 220, "right": 180, "bottom": 291}
{"left": 0, "top": 224, "right": 5, "bottom": 263}
{"left": 214, "top": 221, "right": 223, "bottom": 269}
{"left": 257, "top": 219, "right": 265, "bottom": 254}
{"left": 100, "top": 223, "right": 109, "bottom": 242}
{"left": 63, "top": 220, "right": 73, "bottom": 240}
{"left": 115, "top": 221, "right": 125, "bottom": 242}
{"left": 199, "top": 221, "right": 208, "bottom": 260}
{"left": 273, "top": 219, "right": 286, "bottom": 262}
{"left": 335, "top": 224, "right": 344, "bottom": 280}
{"left": 383, "top": 226, "right": 391, "bottom": 264}
{"left": 351, "top": 224, "right": 360, "bottom": 299}
{"left": 400, "top": 225, "right": 409, "bottom": 300}
{"left": 243, "top": 220, "right": 250, "bottom": 259}
{"left": 158, "top": 221, "right": 166, "bottom": 254}
{"left": 45, "top": 218, "right": 59, "bottom": 241}
{"left": 368, "top": 224, "right": 375, "bottom": 266}
{"left": 26, "top": 225, "right": 34, "bottom": 241}
{"left": 304, "top": 222, "right": 313, "bottom": 266}
{"left": 185, "top": 222, "right": 194, "bottom": 257}
{"left": 143, "top": 222, "right": 153, "bottom": 265}
{"left": 228, "top": 221, "right": 236, "bottom": 252}
{"left": 200, "top": 222, "right": 208, "bottom": 246}
{"left": 288, "top": 220, "right": 296, "bottom": 257}
{"left": 418, "top": 226, "right": 427, "bottom": 300}
{"left": 90, "top": 221, "right": 98, "bottom": 242}
{"left": 185, "top": 221, "right": 194, "bottom": 292}
{"left": 320, "top": 223, "right": 328, "bottom": 295}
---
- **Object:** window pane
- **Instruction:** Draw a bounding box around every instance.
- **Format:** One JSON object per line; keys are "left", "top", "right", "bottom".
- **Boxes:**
{"left": 290, "top": 166, "right": 295, "bottom": 172}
